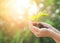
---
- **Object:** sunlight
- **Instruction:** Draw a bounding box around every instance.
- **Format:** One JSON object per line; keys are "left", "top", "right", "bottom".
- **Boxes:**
{"left": 0, "top": 0, "right": 39, "bottom": 20}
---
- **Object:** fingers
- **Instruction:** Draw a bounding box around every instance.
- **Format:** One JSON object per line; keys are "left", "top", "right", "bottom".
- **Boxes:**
{"left": 29, "top": 27, "right": 40, "bottom": 37}
{"left": 29, "top": 21, "right": 40, "bottom": 32}
{"left": 29, "top": 21, "right": 60, "bottom": 37}
{"left": 29, "top": 21, "right": 41, "bottom": 37}
{"left": 40, "top": 22, "right": 60, "bottom": 34}
{"left": 30, "top": 22, "right": 52, "bottom": 28}
{"left": 39, "top": 22, "right": 52, "bottom": 28}
{"left": 32, "top": 22, "right": 46, "bottom": 28}
{"left": 29, "top": 21, "right": 52, "bottom": 37}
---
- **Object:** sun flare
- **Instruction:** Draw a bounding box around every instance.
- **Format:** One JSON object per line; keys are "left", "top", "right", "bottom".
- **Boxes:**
{"left": 0, "top": 0, "right": 40, "bottom": 21}
{"left": 0, "top": 0, "right": 40, "bottom": 35}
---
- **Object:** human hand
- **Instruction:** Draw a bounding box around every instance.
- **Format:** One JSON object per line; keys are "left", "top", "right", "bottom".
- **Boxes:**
{"left": 29, "top": 22, "right": 59, "bottom": 37}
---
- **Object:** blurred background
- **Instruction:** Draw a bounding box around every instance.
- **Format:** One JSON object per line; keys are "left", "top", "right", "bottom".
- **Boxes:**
{"left": 0, "top": 0, "right": 60, "bottom": 43}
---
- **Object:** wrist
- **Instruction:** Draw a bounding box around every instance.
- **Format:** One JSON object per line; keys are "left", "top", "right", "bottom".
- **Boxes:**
{"left": 50, "top": 31, "right": 60, "bottom": 43}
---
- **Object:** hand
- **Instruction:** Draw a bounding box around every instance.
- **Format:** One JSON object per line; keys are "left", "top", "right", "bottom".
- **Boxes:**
{"left": 29, "top": 22, "right": 59, "bottom": 37}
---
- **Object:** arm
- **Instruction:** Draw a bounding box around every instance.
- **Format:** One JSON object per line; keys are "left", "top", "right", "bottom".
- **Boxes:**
{"left": 51, "top": 31, "right": 60, "bottom": 43}
{"left": 29, "top": 22, "right": 60, "bottom": 43}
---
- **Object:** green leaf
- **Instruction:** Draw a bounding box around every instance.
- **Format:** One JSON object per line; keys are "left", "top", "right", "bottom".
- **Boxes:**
{"left": 29, "top": 12, "right": 48, "bottom": 21}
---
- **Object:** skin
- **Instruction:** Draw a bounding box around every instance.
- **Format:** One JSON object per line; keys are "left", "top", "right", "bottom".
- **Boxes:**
{"left": 29, "top": 22, "right": 60, "bottom": 43}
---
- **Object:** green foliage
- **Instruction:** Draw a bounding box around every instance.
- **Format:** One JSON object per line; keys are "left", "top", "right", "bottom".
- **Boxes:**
{"left": 0, "top": 0, "right": 60, "bottom": 43}
{"left": 44, "top": 0, "right": 54, "bottom": 6}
